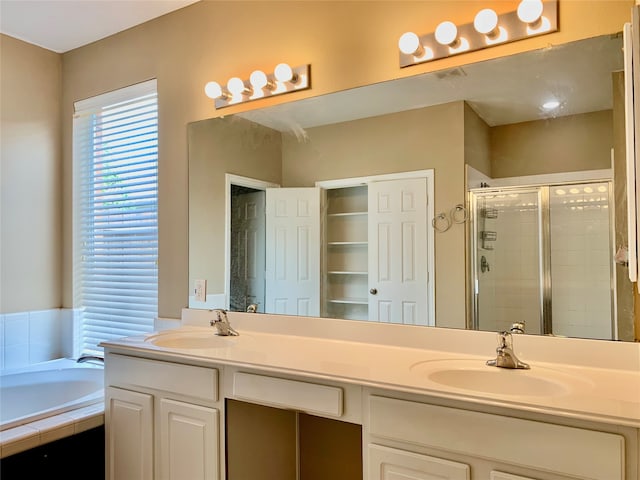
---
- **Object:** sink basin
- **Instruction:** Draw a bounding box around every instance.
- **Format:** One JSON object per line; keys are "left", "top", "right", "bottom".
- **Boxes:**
{"left": 410, "top": 359, "right": 588, "bottom": 397}
{"left": 145, "top": 330, "right": 241, "bottom": 349}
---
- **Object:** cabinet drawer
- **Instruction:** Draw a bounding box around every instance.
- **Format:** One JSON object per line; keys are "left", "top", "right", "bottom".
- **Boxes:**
{"left": 233, "top": 371, "right": 343, "bottom": 417}
{"left": 369, "top": 444, "right": 470, "bottom": 480}
{"left": 369, "top": 395, "right": 625, "bottom": 480}
{"left": 106, "top": 354, "right": 218, "bottom": 403}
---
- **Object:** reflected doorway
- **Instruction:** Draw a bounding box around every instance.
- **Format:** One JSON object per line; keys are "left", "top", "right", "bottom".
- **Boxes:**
{"left": 226, "top": 174, "right": 279, "bottom": 313}
{"left": 229, "top": 185, "right": 266, "bottom": 313}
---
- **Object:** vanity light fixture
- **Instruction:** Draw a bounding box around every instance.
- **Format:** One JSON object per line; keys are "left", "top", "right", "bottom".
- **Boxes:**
{"left": 517, "top": 0, "right": 543, "bottom": 25}
{"left": 435, "top": 21, "right": 470, "bottom": 53}
{"left": 227, "top": 77, "right": 251, "bottom": 97}
{"left": 398, "top": 0, "right": 557, "bottom": 68}
{"left": 204, "top": 63, "right": 311, "bottom": 109}
{"left": 204, "top": 81, "right": 229, "bottom": 101}
{"left": 435, "top": 21, "right": 460, "bottom": 47}
{"left": 398, "top": 31, "right": 434, "bottom": 61}
{"left": 474, "top": 8, "right": 508, "bottom": 44}
{"left": 249, "top": 70, "right": 273, "bottom": 91}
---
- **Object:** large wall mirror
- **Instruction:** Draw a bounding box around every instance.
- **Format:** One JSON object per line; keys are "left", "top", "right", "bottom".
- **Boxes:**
{"left": 189, "top": 33, "right": 637, "bottom": 342}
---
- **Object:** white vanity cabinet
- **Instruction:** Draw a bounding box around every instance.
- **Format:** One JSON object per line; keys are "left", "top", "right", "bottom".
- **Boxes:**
{"left": 365, "top": 393, "right": 632, "bottom": 480}
{"left": 105, "top": 353, "right": 221, "bottom": 480}
{"left": 102, "top": 329, "right": 639, "bottom": 480}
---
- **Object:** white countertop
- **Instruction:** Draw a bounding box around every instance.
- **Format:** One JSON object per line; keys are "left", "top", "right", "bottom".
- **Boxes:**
{"left": 101, "top": 310, "right": 640, "bottom": 429}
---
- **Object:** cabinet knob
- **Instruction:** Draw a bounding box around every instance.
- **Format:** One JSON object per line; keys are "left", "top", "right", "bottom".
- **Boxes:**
{"left": 369, "top": 288, "right": 377, "bottom": 295}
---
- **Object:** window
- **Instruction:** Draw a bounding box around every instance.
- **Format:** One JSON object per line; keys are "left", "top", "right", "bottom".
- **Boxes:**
{"left": 73, "top": 79, "right": 158, "bottom": 356}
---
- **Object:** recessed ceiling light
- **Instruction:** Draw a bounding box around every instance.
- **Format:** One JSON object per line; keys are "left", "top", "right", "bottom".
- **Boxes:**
{"left": 542, "top": 100, "right": 560, "bottom": 110}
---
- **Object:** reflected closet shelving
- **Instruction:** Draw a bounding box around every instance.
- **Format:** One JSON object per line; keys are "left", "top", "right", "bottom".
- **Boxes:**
{"left": 324, "top": 185, "right": 368, "bottom": 320}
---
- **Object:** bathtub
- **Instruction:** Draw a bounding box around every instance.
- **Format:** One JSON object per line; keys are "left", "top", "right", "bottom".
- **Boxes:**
{"left": 0, "top": 358, "right": 104, "bottom": 432}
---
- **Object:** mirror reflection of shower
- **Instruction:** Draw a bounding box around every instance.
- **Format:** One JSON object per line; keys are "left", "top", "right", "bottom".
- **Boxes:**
{"left": 470, "top": 180, "right": 615, "bottom": 340}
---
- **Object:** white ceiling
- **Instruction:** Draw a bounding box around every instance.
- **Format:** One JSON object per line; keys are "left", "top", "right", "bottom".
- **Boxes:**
{"left": 0, "top": 0, "right": 200, "bottom": 53}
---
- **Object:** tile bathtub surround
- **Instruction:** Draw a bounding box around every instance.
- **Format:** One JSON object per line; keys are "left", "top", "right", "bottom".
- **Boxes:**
{"left": 0, "top": 309, "right": 76, "bottom": 370}
{"left": 2, "top": 312, "right": 30, "bottom": 369}
{"left": 0, "top": 402, "right": 104, "bottom": 458}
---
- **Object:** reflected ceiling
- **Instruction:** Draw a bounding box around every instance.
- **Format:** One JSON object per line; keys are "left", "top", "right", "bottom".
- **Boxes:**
{"left": 238, "top": 35, "right": 623, "bottom": 131}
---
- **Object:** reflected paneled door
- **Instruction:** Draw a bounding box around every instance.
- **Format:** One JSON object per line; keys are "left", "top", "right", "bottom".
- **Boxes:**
{"left": 265, "top": 187, "right": 321, "bottom": 316}
{"left": 368, "top": 178, "right": 429, "bottom": 325}
{"left": 230, "top": 190, "right": 266, "bottom": 312}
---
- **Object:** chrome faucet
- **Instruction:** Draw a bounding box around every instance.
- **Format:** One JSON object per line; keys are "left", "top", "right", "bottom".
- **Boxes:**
{"left": 510, "top": 321, "right": 525, "bottom": 334}
{"left": 246, "top": 303, "right": 258, "bottom": 313}
{"left": 209, "top": 309, "right": 238, "bottom": 336}
{"left": 486, "top": 331, "right": 530, "bottom": 369}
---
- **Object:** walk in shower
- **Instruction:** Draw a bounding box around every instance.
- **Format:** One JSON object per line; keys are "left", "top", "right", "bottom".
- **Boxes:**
{"left": 470, "top": 181, "right": 615, "bottom": 340}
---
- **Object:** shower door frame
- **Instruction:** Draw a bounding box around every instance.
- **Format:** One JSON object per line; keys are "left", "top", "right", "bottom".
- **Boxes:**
{"left": 469, "top": 180, "right": 616, "bottom": 338}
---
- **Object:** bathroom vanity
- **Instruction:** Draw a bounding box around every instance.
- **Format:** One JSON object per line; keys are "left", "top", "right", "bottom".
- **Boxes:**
{"left": 101, "top": 310, "right": 640, "bottom": 480}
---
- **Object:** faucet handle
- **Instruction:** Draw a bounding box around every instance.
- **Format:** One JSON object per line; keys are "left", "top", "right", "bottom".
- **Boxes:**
{"left": 497, "top": 331, "right": 513, "bottom": 349}
{"left": 209, "top": 308, "right": 238, "bottom": 336}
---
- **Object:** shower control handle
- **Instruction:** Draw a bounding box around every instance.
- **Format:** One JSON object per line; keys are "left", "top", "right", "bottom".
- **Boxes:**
{"left": 481, "top": 255, "right": 490, "bottom": 273}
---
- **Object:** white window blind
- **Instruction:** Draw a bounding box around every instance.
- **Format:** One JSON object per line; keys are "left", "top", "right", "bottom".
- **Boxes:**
{"left": 73, "top": 79, "right": 158, "bottom": 356}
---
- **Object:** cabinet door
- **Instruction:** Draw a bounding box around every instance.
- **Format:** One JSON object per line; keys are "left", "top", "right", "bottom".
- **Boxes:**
{"left": 106, "top": 386, "right": 153, "bottom": 480}
{"left": 159, "top": 398, "right": 220, "bottom": 480}
{"left": 368, "top": 444, "right": 470, "bottom": 480}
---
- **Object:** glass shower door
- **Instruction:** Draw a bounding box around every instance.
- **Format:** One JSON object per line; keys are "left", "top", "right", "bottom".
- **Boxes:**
{"left": 471, "top": 189, "right": 543, "bottom": 334}
{"left": 548, "top": 182, "right": 614, "bottom": 339}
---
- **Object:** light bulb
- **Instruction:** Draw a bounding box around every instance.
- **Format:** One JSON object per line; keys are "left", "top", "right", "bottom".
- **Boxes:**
{"left": 542, "top": 99, "right": 560, "bottom": 110}
{"left": 274, "top": 63, "right": 295, "bottom": 83}
{"left": 250, "top": 70, "right": 269, "bottom": 90}
{"left": 227, "top": 77, "right": 248, "bottom": 96}
{"left": 434, "top": 21, "right": 458, "bottom": 46}
{"left": 517, "top": 0, "right": 543, "bottom": 24}
{"left": 398, "top": 32, "right": 423, "bottom": 56}
{"left": 204, "top": 81, "right": 223, "bottom": 99}
{"left": 474, "top": 9, "right": 498, "bottom": 35}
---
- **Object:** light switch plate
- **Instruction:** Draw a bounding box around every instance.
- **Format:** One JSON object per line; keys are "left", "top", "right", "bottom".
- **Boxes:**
{"left": 194, "top": 279, "right": 207, "bottom": 302}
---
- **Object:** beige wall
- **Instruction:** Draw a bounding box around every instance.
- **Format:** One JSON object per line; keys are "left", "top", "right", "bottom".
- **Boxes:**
{"left": 0, "top": 35, "right": 62, "bottom": 313}
{"left": 282, "top": 102, "right": 466, "bottom": 326}
{"left": 491, "top": 110, "right": 613, "bottom": 178}
{"left": 188, "top": 116, "right": 282, "bottom": 295}
{"left": 36, "top": 0, "right": 634, "bottom": 319}
{"left": 464, "top": 103, "right": 492, "bottom": 177}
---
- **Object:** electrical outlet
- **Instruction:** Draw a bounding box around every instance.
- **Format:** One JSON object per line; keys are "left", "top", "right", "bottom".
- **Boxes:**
{"left": 194, "top": 279, "right": 207, "bottom": 302}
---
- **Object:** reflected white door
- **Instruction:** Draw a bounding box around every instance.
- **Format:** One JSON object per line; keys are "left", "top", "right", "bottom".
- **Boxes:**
{"left": 368, "top": 178, "right": 428, "bottom": 325}
{"left": 265, "top": 188, "right": 321, "bottom": 316}
{"left": 230, "top": 191, "right": 266, "bottom": 312}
